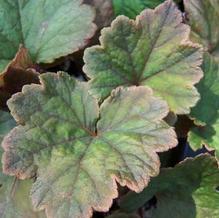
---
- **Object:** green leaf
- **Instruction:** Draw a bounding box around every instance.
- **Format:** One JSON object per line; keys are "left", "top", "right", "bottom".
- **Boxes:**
{"left": 84, "top": 0, "right": 203, "bottom": 114}
{"left": 188, "top": 53, "right": 219, "bottom": 160}
{"left": 120, "top": 154, "right": 219, "bottom": 218}
{"left": 0, "top": 0, "right": 96, "bottom": 69}
{"left": 184, "top": 0, "right": 219, "bottom": 61}
{"left": 0, "top": 111, "right": 45, "bottom": 218}
{"left": 0, "top": 61, "right": 9, "bottom": 74}
{"left": 0, "top": 111, "right": 16, "bottom": 142}
{"left": 112, "top": 0, "right": 165, "bottom": 19}
{"left": 0, "top": 177, "right": 46, "bottom": 218}
{"left": 2, "top": 72, "right": 177, "bottom": 218}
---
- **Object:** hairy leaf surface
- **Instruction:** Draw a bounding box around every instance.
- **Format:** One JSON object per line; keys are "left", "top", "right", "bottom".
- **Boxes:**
{"left": 184, "top": 0, "right": 219, "bottom": 61}
{"left": 0, "top": 0, "right": 96, "bottom": 69}
{"left": 84, "top": 0, "right": 203, "bottom": 114}
{"left": 120, "top": 155, "right": 219, "bottom": 218}
{"left": 189, "top": 53, "right": 219, "bottom": 161}
{"left": 2, "top": 72, "right": 177, "bottom": 218}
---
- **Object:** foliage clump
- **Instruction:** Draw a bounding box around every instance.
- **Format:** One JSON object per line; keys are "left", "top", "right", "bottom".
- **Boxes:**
{"left": 0, "top": 0, "right": 218, "bottom": 218}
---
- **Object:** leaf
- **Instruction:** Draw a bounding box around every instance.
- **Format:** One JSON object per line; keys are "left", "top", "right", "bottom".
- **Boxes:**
{"left": 0, "top": 0, "right": 96, "bottom": 68}
{"left": 84, "top": 0, "right": 203, "bottom": 114}
{"left": 0, "top": 45, "right": 34, "bottom": 75}
{"left": 2, "top": 72, "right": 177, "bottom": 218}
{"left": 188, "top": 53, "right": 219, "bottom": 161}
{"left": 120, "top": 154, "right": 219, "bottom": 218}
{"left": 0, "top": 111, "right": 16, "bottom": 142}
{"left": 0, "top": 46, "right": 39, "bottom": 109}
{"left": 0, "top": 177, "right": 46, "bottom": 218}
{"left": 0, "top": 111, "right": 45, "bottom": 218}
{"left": 112, "top": 0, "right": 165, "bottom": 19}
{"left": 184, "top": 0, "right": 219, "bottom": 61}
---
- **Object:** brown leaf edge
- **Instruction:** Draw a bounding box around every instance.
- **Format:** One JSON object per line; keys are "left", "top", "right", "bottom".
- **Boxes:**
{"left": 2, "top": 73, "right": 177, "bottom": 218}
{"left": 36, "top": 84, "right": 177, "bottom": 218}
{"left": 84, "top": 0, "right": 114, "bottom": 29}
{"left": 119, "top": 154, "right": 218, "bottom": 215}
{"left": 83, "top": 0, "right": 203, "bottom": 115}
{"left": 52, "top": 0, "right": 98, "bottom": 61}
{"left": 0, "top": 45, "right": 40, "bottom": 109}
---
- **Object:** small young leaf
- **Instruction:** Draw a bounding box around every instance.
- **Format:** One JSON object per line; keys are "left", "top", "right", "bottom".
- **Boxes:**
{"left": 84, "top": 0, "right": 203, "bottom": 114}
{"left": 184, "top": 0, "right": 219, "bottom": 61}
{"left": 0, "top": 111, "right": 45, "bottom": 218}
{"left": 112, "top": 0, "right": 165, "bottom": 19}
{"left": 189, "top": 53, "right": 219, "bottom": 161}
{"left": 120, "top": 155, "right": 219, "bottom": 218}
{"left": 0, "top": 0, "right": 96, "bottom": 67}
{"left": 2, "top": 72, "right": 177, "bottom": 218}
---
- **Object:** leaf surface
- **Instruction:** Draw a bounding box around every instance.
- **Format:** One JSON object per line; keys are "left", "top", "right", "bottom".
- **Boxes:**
{"left": 0, "top": 111, "right": 45, "bottom": 218}
{"left": 189, "top": 53, "right": 219, "bottom": 161}
{"left": 120, "top": 155, "right": 219, "bottom": 218}
{"left": 112, "top": 0, "right": 164, "bottom": 19}
{"left": 0, "top": 111, "right": 16, "bottom": 142}
{"left": 84, "top": 0, "right": 203, "bottom": 114}
{"left": 2, "top": 72, "right": 177, "bottom": 218}
{"left": 184, "top": 0, "right": 219, "bottom": 61}
{"left": 0, "top": 176, "right": 46, "bottom": 218}
{"left": 0, "top": 0, "right": 96, "bottom": 68}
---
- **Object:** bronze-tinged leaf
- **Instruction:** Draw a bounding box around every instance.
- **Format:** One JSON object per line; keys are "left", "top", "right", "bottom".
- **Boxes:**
{"left": 84, "top": 0, "right": 203, "bottom": 114}
{"left": 0, "top": 110, "right": 45, "bottom": 218}
{"left": 0, "top": 46, "right": 39, "bottom": 109}
{"left": 2, "top": 72, "right": 177, "bottom": 218}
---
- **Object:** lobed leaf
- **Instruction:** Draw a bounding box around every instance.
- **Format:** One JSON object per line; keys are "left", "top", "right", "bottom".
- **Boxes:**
{"left": 84, "top": 0, "right": 203, "bottom": 114}
{"left": 2, "top": 72, "right": 177, "bottom": 218}
{"left": 184, "top": 0, "right": 219, "bottom": 62}
{"left": 0, "top": 111, "right": 45, "bottom": 218}
{"left": 120, "top": 154, "right": 219, "bottom": 218}
{"left": 189, "top": 53, "right": 219, "bottom": 161}
{"left": 0, "top": 0, "right": 96, "bottom": 68}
